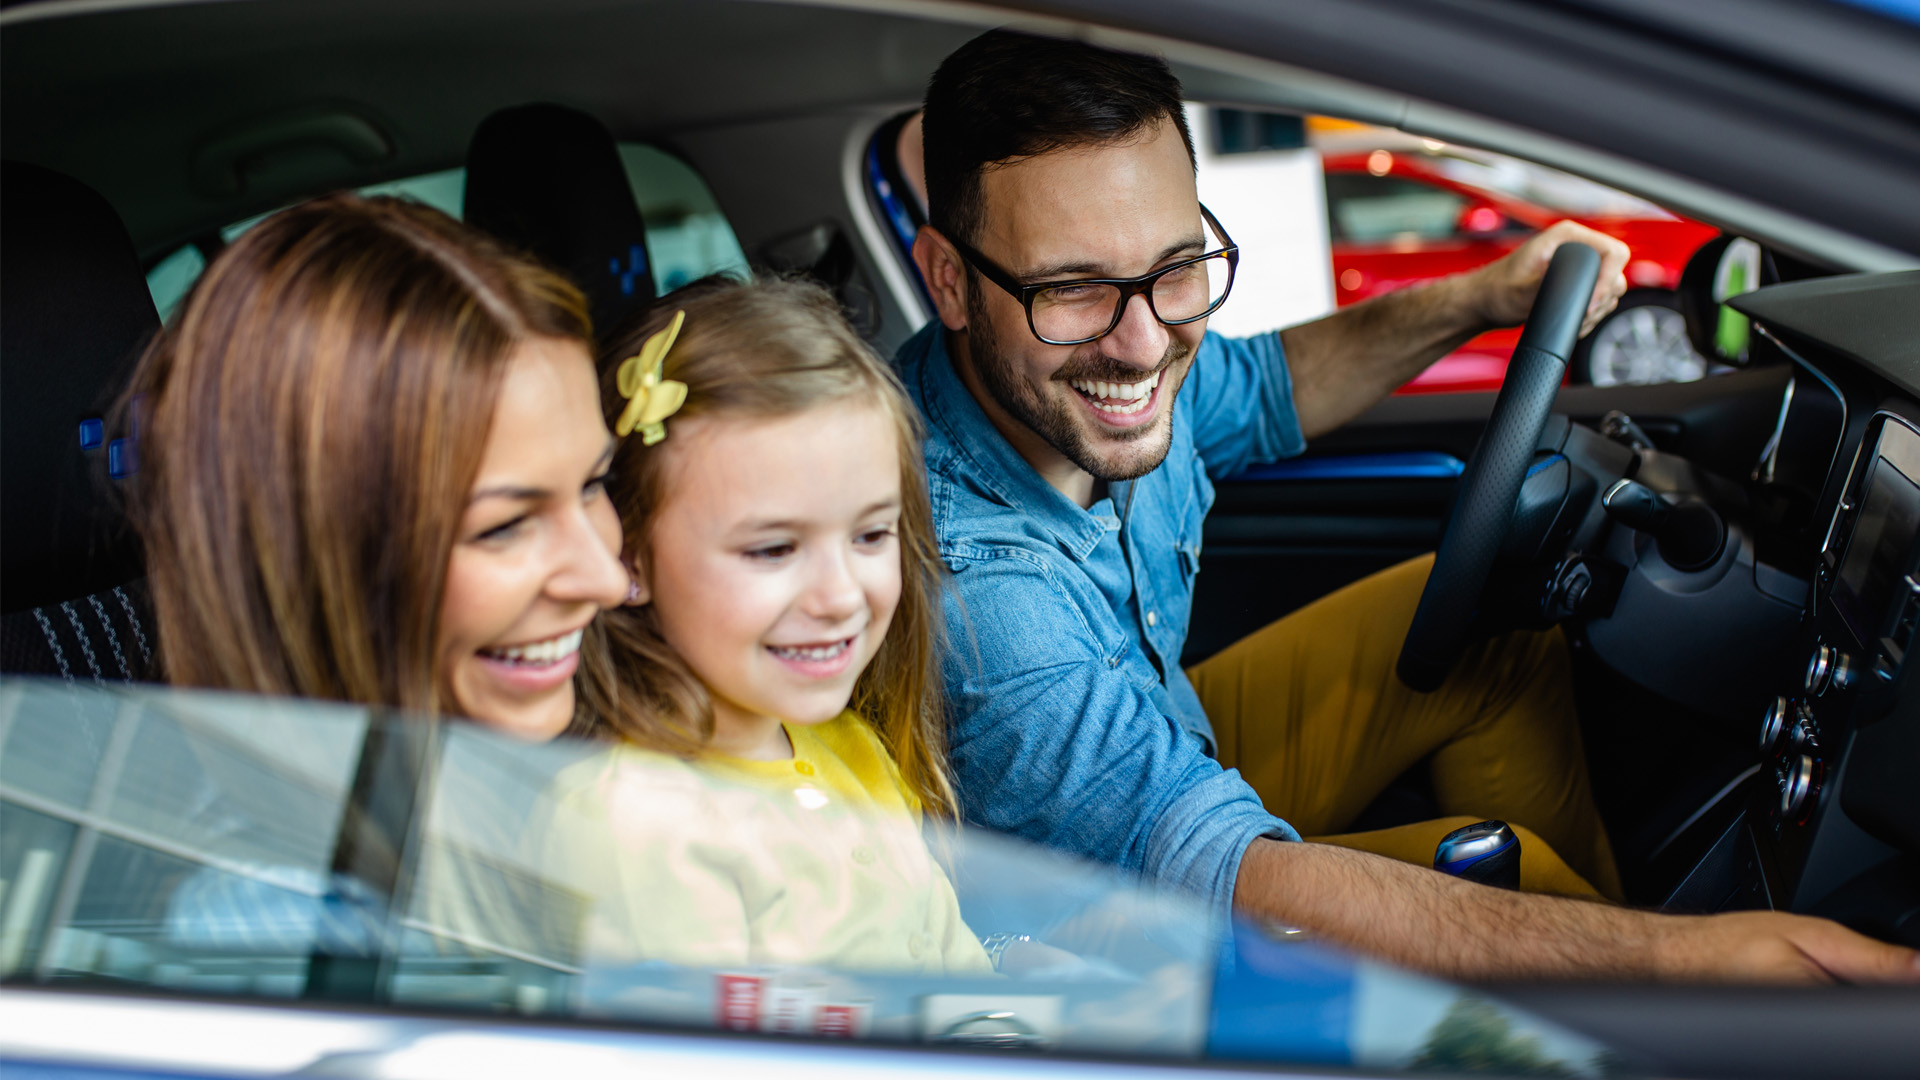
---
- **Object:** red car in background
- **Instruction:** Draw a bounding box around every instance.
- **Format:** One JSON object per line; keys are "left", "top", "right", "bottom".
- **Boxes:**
{"left": 1324, "top": 147, "right": 1720, "bottom": 392}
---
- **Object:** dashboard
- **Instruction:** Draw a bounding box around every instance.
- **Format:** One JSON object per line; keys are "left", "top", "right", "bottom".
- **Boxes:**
{"left": 1729, "top": 272, "right": 1920, "bottom": 943}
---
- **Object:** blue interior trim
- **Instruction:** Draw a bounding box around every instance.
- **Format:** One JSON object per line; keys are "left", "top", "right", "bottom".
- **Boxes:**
{"left": 865, "top": 141, "right": 920, "bottom": 267}
{"left": 1525, "top": 453, "right": 1568, "bottom": 479}
{"left": 1228, "top": 451, "right": 1465, "bottom": 483}
{"left": 107, "top": 438, "right": 137, "bottom": 479}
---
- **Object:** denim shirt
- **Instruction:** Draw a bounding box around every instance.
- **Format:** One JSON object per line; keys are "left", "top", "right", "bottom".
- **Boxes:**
{"left": 895, "top": 323, "right": 1308, "bottom": 918}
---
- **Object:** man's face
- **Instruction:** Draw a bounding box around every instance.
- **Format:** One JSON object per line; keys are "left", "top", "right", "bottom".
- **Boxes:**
{"left": 961, "top": 118, "right": 1209, "bottom": 483}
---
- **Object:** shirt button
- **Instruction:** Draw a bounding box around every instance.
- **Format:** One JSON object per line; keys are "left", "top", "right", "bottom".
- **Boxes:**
{"left": 852, "top": 846, "right": 876, "bottom": 865}
{"left": 1146, "top": 610, "right": 1158, "bottom": 627}
{"left": 794, "top": 761, "right": 815, "bottom": 776}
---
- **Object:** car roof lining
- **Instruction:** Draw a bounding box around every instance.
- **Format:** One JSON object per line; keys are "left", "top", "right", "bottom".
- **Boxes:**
{"left": 3, "top": 0, "right": 1915, "bottom": 272}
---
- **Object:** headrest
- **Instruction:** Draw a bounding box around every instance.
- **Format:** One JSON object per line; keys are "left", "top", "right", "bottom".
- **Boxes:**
{"left": 463, "top": 104, "right": 654, "bottom": 335}
{"left": 1, "top": 161, "right": 155, "bottom": 612}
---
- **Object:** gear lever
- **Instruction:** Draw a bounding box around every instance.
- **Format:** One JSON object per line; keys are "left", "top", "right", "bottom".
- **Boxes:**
{"left": 1434, "top": 819, "right": 1521, "bottom": 889}
{"left": 1602, "top": 478, "right": 1726, "bottom": 571}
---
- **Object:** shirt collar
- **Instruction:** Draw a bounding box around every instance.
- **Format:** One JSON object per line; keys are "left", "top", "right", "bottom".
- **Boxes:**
{"left": 906, "top": 323, "right": 1120, "bottom": 562}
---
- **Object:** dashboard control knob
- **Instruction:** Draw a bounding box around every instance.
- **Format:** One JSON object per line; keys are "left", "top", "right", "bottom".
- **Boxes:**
{"left": 1758, "top": 695, "right": 1791, "bottom": 756}
{"left": 1804, "top": 643, "right": 1854, "bottom": 696}
{"left": 1789, "top": 711, "right": 1820, "bottom": 754}
{"left": 1776, "top": 754, "right": 1820, "bottom": 823}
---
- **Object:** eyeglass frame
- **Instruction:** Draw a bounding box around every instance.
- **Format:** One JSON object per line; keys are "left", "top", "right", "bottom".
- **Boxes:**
{"left": 944, "top": 205, "right": 1240, "bottom": 346}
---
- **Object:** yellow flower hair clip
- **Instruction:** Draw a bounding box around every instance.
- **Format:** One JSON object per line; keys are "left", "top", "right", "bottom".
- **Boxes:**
{"left": 613, "top": 309, "right": 689, "bottom": 445}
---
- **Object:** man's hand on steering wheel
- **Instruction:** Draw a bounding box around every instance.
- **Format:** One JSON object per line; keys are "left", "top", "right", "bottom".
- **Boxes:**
{"left": 1471, "top": 220, "right": 1631, "bottom": 335}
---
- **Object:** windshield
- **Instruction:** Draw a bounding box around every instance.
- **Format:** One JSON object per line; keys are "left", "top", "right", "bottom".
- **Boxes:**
{"left": 1, "top": 678, "right": 1619, "bottom": 1074}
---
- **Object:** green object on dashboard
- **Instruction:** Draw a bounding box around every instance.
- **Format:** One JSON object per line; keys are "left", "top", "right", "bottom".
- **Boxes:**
{"left": 1714, "top": 251, "right": 1751, "bottom": 360}
{"left": 1716, "top": 305, "right": 1750, "bottom": 361}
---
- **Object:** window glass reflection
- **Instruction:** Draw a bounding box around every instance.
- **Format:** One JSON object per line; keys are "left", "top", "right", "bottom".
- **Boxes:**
{"left": 2, "top": 679, "right": 1620, "bottom": 1075}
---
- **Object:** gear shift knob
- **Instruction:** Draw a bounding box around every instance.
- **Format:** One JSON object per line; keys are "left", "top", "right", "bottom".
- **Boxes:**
{"left": 1602, "top": 479, "right": 1726, "bottom": 571}
{"left": 1434, "top": 819, "right": 1521, "bottom": 889}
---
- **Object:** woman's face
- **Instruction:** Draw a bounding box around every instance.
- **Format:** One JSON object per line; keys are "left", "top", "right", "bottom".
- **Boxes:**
{"left": 635, "top": 399, "right": 904, "bottom": 758}
{"left": 437, "top": 336, "right": 628, "bottom": 739}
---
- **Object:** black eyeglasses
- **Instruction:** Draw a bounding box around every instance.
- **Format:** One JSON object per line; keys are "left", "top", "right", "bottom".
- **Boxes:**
{"left": 947, "top": 206, "right": 1239, "bottom": 346}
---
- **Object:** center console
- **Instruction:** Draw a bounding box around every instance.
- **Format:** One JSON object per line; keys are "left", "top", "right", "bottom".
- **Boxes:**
{"left": 1753, "top": 412, "right": 1920, "bottom": 940}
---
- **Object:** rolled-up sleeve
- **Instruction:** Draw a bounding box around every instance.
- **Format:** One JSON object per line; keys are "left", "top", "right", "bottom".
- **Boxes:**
{"left": 941, "top": 547, "right": 1297, "bottom": 919}
{"left": 1185, "top": 330, "right": 1307, "bottom": 479}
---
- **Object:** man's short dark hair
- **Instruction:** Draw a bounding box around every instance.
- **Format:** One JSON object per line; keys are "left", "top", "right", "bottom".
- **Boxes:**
{"left": 922, "top": 29, "right": 1195, "bottom": 248}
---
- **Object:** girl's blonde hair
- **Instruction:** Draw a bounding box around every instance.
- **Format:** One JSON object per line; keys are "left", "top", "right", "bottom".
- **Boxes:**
{"left": 582, "top": 276, "right": 956, "bottom": 817}
{"left": 125, "top": 193, "right": 604, "bottom": 717}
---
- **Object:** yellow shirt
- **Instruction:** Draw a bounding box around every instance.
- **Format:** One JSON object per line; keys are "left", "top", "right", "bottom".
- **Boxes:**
{"left": 704, "top": 709, "right": 925, "bottom": 818}
{"left": 538, "top": 711, "right": 992, "bottom": 976}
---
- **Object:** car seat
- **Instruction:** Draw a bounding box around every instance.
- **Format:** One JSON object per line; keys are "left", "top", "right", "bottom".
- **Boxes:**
{"left": 462, "top": 103, "right": 656, "bottom": 336}
{"left": 0, "top": 161, "right": 159, "bottom": 681}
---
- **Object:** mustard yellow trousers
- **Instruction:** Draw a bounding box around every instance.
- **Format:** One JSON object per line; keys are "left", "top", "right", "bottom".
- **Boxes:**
{"left": 1188, "top": 554, "right": 1622, "bottom": 901}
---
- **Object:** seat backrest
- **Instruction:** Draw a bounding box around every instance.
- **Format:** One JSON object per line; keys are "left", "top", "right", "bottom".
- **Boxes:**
{"left": 1, "top": 161, "right": 156, "bottom": 613}
{"left": 0, "top": 578, "right": 156, "bottom": 684}
{"left": 462, "top": 103, "right": 656, "bottom": 335}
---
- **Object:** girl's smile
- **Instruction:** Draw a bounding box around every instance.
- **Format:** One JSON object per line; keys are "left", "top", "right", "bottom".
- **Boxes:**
{"left": 766, "top": 635, "right": 860, "bottom": 678}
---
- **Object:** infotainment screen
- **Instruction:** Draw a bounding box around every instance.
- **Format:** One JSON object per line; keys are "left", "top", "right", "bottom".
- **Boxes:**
{"left": 1834, "top": 422, "right": 1920, "bottom": 644}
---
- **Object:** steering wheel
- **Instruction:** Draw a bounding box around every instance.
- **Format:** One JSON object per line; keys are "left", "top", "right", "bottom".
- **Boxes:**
{"left": 1396, "top": 243, "right": 1600, "bottom": 691}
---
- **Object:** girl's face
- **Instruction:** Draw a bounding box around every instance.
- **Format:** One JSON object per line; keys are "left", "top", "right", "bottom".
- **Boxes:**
{"left": 634, "top": 398, "right": 903, "bottom": 759}
{"left": 437, "top": 336, "right": 629, "bottom": 739}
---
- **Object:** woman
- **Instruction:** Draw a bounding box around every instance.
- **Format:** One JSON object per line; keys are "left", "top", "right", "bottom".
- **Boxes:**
{"left": 125, "top": 193, "right": 630, "bottom": 733}
{"left": 127, "top": 193, "right": 642, "bottom": 972}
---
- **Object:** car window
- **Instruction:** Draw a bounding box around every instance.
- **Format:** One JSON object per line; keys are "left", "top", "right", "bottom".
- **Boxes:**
{"left": 1, "top": 679, "right": 1619, "bottom": 1075}
{"left": 1310, "top": 126, "right": 1722, "bottom": 392}
{"left": 617, "top": 144, "right": 751, "bottom": 293}
{"left": 142, "top": 244, "right": 208, "bottom": 324}
{"left": 1427, "top": 153, "right": 1674, "bottom": 220}
{"left": 144, "top": 147, "right": 748, "bottom": 322}
{"left": 1324, "top": 172, "right": 1467, "bottom": 243}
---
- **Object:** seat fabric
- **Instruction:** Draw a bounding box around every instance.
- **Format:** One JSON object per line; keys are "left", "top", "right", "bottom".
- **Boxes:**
{"left": 0, "top": 579, "right": 156, "bottom": 684}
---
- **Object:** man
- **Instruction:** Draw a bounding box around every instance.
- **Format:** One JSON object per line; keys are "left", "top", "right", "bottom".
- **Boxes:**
{"left": 896, "top": 29, "right": 1918, "bottom": 981}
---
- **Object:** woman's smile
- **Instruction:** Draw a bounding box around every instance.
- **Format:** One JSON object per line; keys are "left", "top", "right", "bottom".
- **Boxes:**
{"left": 473, "top": 623, "right": 589, "bottom": 691}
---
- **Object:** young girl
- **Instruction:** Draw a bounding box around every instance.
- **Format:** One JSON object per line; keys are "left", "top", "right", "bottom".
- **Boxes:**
{"left": 546, "top": 277, "right": 993, "bottom": 975}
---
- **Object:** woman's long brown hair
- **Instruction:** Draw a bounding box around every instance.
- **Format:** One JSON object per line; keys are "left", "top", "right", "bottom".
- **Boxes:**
{"left": 583, "top": 276, "right": 957, "bottom": 817}
{"left": 124, "top": 193, "right": 594, "bottom": 714}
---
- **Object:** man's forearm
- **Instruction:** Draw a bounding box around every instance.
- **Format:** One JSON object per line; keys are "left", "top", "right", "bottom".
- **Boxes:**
{"left": 1278, "top": 222, "right": 1635, "bottom": 441}
{"left": 1235, "top": 838, "right": 1920, "bottom": 983}
{"left": 1236, "top": 838, "right": 1656, "bottom": 980}
{"left": 1280, "top": 274, "right": 1487, "bottom": 440}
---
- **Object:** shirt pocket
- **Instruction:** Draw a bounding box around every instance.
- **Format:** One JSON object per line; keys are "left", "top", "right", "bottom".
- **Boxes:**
{"left": 1176, "top": 536, "right": 1203, "bottom": 581}
{"left": 1168, "top": 537, "right": 1202, "bottom": 647}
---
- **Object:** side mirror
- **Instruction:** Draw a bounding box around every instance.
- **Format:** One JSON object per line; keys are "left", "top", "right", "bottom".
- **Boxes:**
{"left": 1676, "top": 234, "right": 1763, "bottom": 367}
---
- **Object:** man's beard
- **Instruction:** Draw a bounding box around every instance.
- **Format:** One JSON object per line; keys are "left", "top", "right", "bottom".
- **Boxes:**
{"left": 965, "top": 288, "right": 1190, "bottom": 483}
